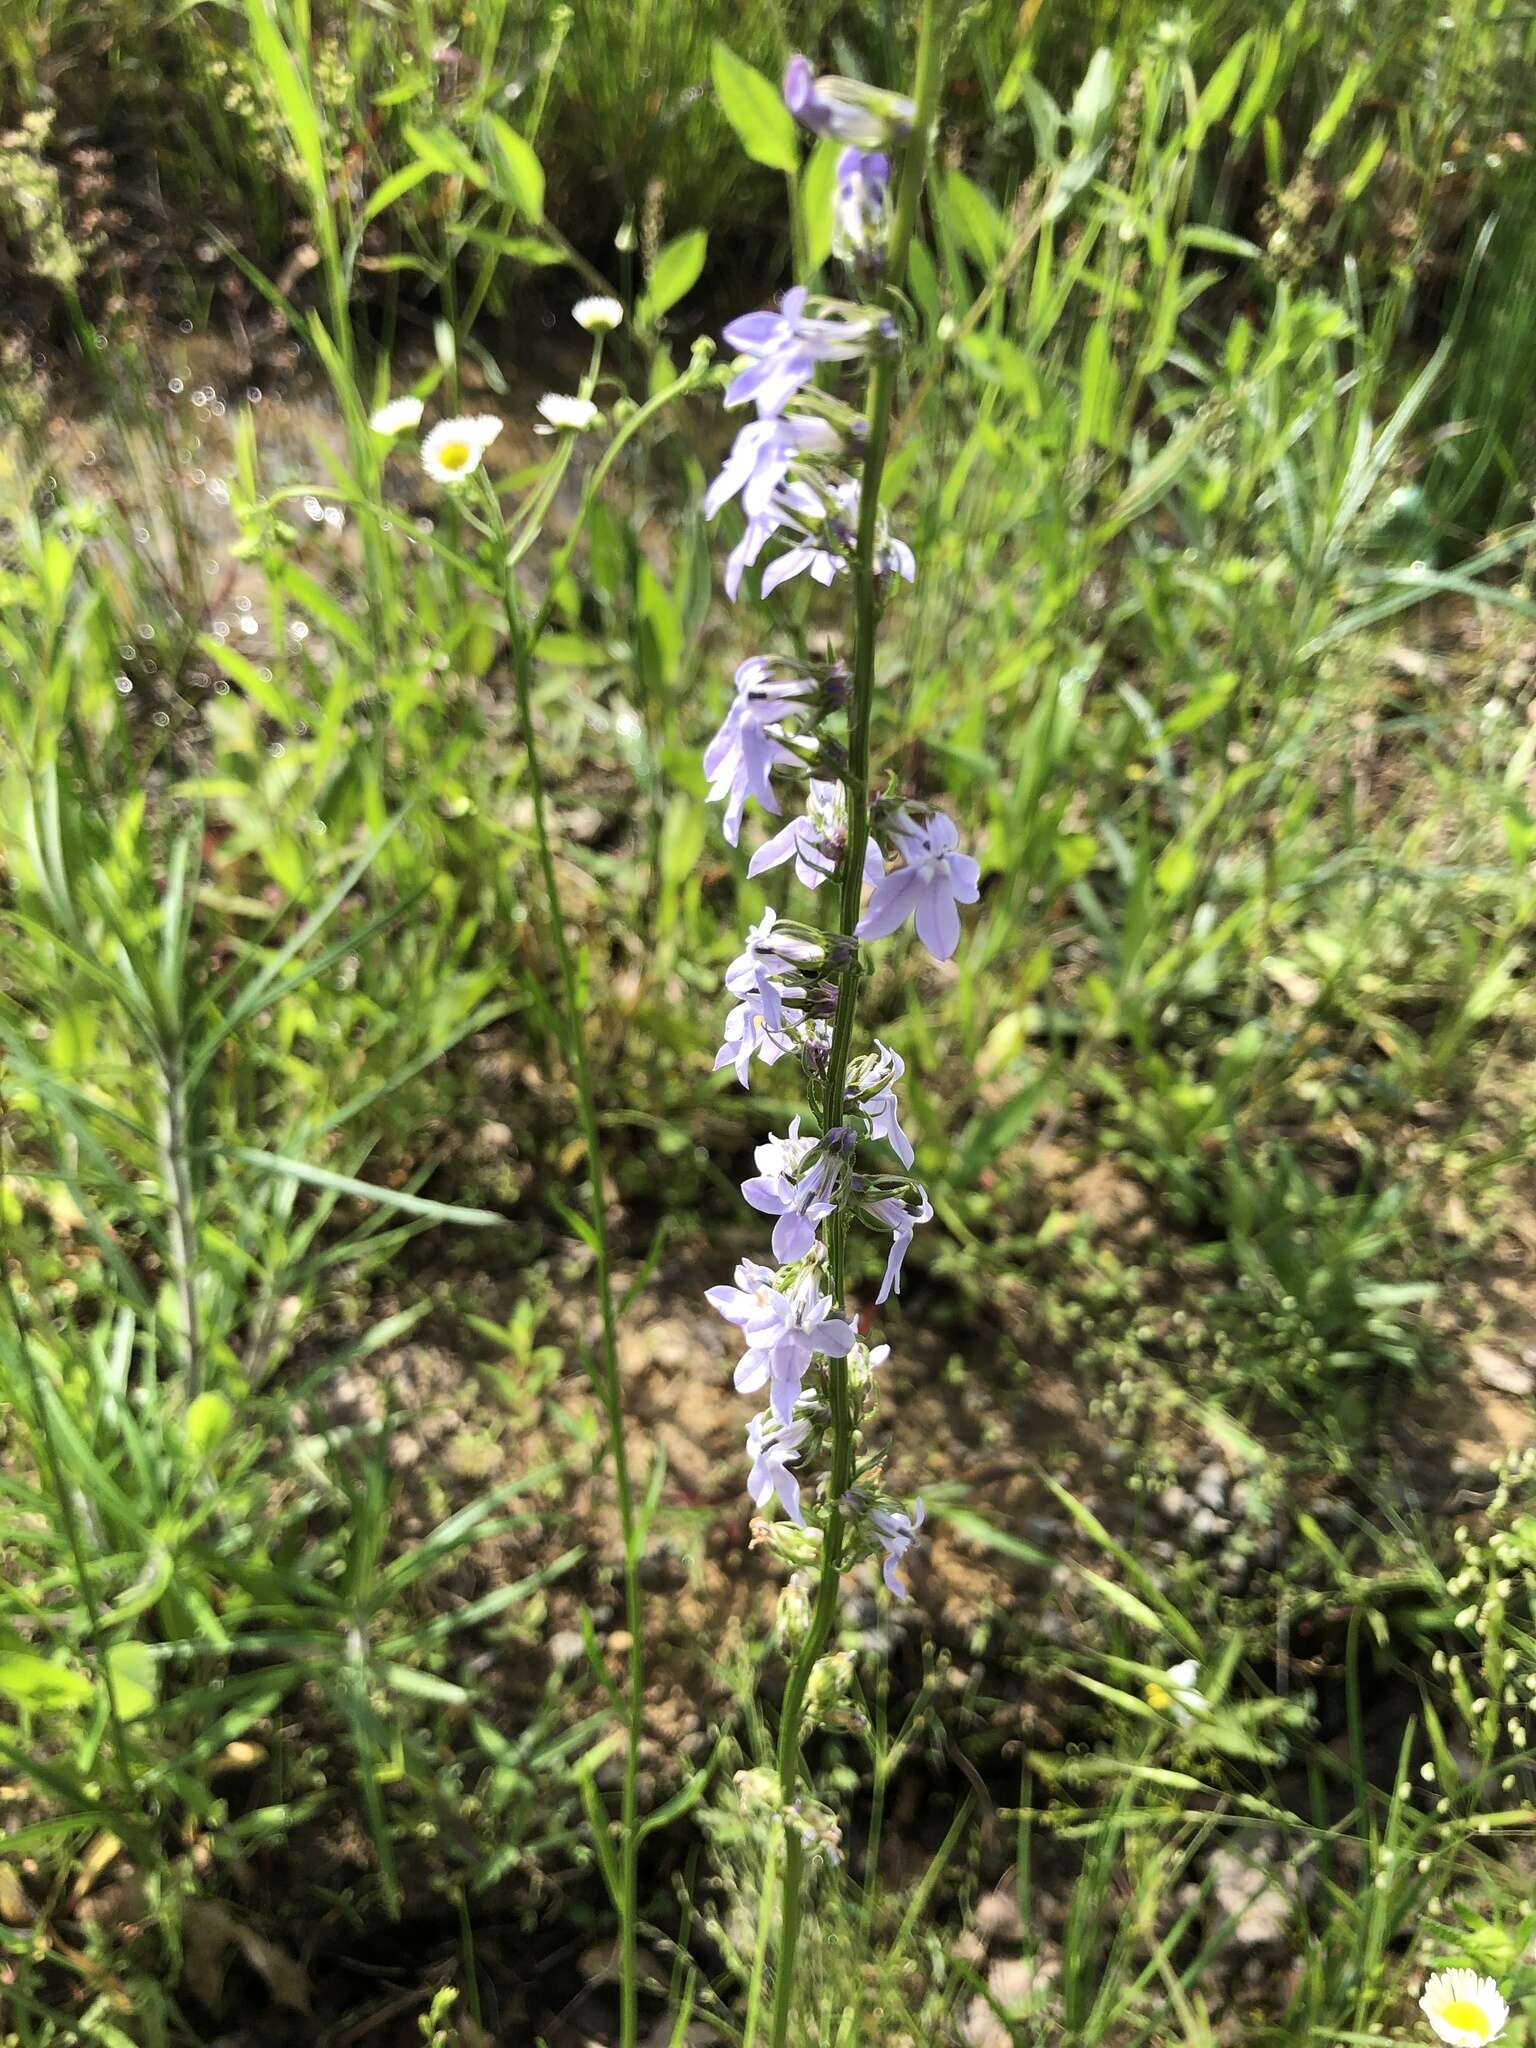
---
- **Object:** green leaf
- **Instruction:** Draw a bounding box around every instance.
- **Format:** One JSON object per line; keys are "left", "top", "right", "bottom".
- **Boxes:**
{"left": 186, "top": 1391, "right": 234, "bottom": 1456}
{"left": 0, "top": 1646, "right": 92, "bottom": 1713}
{"left": 659, "top": 794, "right": 706, "bottom": 888}
{"left": 105, "top": 1642, "right": 159, "bottom": 1722}
{"left": 487, "top": 115, "right": 546, "bottom": 220}
{"left": 229, "top": 1147, "right": 505, "bottom": 1227}
{"left": 944, "top": 169, "right": 1004, "bottom": 269}
{"left": 1067, "top": 48, "right": 1115, "bottom": 142}
{"left": 459, "top": 227, "right": 565, "bottom": 266}
{"left": 802, "top": 138, "right": 839, "bottom": 272}
{"left": 361, "top": 157, "right": 436, "bottom": 227}
{"left": 638, "top": 229, "right": 708, "bottom": 326}
{"left": 711, "top": 42, "right": 797, "bottom": 172}
{"left": 1154, "top": 841, "right": 1197, "bottom": 899}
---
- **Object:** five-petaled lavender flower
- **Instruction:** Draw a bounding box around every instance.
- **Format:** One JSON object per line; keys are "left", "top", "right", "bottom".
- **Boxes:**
{"left": 701, "top": 42, "right": 972, "bottom": 1646}
{"left": 783, "top": 54, "right": 916, "bottom": 148}
{"left": 702, "top": 656, "right": 818, "bottom": 843}
{"left": 858, "top": 808, "right": 980, "bottom": 961}
{"left": 705, "top": 414, "right": 845, "bottom": 523}
{"left": 749, "top": 779, "right": 884, "bottom": 892}
{"left": 720, "top": 1265, "right": 859, "bottom": 1423}
{"left": 868, "top": 1500, "right": 925, "bottom": 1598}
{"left": 743, "top": 1121, "right": 853, "bottom": 1263}
{"left": 747, "top": 1413, "right": 813, "bottom": 1525}
{"left": 723, "top": 288, "right": 894, "bottom": 418}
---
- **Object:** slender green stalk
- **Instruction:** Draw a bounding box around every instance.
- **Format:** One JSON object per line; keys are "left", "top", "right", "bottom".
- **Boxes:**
{"left": 483, "top": 399, "right": 655, "bottom": 2039}
{"left": 766, "top": 13, "right": 945, "bottom": 2047}
{"left": 158, "top": 1044, "right": 203, "bottom": 1401}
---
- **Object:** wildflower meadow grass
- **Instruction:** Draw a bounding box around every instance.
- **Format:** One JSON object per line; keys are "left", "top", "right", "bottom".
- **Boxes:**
{"left": 2, "top": 3, "right": 1536, "bottom": 2045}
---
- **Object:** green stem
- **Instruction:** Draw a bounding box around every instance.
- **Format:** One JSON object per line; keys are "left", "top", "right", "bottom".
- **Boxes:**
{"left": 495, "top": 529, "right": 644, "bottom": 2048}
{"left": 158, "top": 1045, "right": 203, "bottom": 1402}
{"left": 765, "top": 12, "right": 945, "bottom": 2046}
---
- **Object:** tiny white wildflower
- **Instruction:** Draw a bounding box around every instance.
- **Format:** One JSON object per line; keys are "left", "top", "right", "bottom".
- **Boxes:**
{"left": 1420, "top": 1969, "right": 1508, "bottom": 2047}
{"left": 536, "top": 392, "right": 601, "bottom": 435}
{"left": 572, "top": 294, "right": 624, "bottom": 332}
{"left": 1145, "top": 1658, "right": 1207, "bottom": 1726}
{"left": 368, "top": 395, "right": 425, "bottom": 436}
{"left": 421, "top": 414, "right": 502, "bottom": 483}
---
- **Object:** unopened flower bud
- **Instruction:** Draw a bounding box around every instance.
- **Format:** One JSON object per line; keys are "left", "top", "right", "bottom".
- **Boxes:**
{"left": 775, "top": 1572, "right": 814, "bottom": 1651}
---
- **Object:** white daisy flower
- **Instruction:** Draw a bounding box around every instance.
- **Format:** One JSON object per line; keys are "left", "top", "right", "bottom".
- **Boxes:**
{"left": 1420, "top": 1969, "right": 1508, "bottom": 2047}
{"left": 420, "top": 414, "right": 502, "bottom": 483}
{"left": 1145, "top": 1658, "right": 1207, "bottom": 1726}
{"left": 536, "top": 393, "right": 601, "bottom": 435}
{"left": 572, "top": 294, "right": 624, "bottom": 333}
{"left": 368, "top": 395, "right": 424, "bottom": 436}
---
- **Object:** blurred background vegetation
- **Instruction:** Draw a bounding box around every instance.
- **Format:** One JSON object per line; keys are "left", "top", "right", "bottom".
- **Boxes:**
{"left": 2, "top": 0, "right": 1536, "bottom": 2042}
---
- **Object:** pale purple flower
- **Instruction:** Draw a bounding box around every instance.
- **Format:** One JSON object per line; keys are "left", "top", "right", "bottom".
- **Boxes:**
{"left": 748, "top": 779, "right": 885, "bottom": 892}
{"left": 758, "top": 477, "right": 914, "bottom": 600}
{"left": 833, "top": 147, "right": 891, "bottom": 267}
{"left": 728, "top": 1268, "right": 858, "bottom": 1422}
{"left": 703, "top": 656, "right": 817, "bottom": 843}
{"left": 761, "top": 530, "right": 849, "bottom": 599}
{"left": 869, "top": 1499, "right": 924, "bottom": 1598}
{"left": 850, "top": 1040, "right": 914, "bottom": 1168}
{"left": 864, "top": 1184, "right": 933, "bottom": 1303}
{"left": 723, "top": 288, "right": 892, "bottom": 418}
{"left": 714, "top": 994, "right": 802, "bottom": 1089}
{"left": 723, "top": 510, "right": 781, "bottom": 602}
{"left": 742, "top": 1118, "right": 850, "bottom": 1262}
{"left": 746, "top": 1412, "right": 812, "bottom": 1524}
{"left": 706, "top": 414, "right": 842, "bottom": 522}
{"left": 725, "top": 908, "right": 822, "bottom": 1030}
{"left": 856, "top": 810, "right": 979, "bottom": 960}
{"left": 783, "top": 56, "right": 915, "bottom": 149}
{"left": 705, "top": 1256, "right": 784, "bottom": 1337}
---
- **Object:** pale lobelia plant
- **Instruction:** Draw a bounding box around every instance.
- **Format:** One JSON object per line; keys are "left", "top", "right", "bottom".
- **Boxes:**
{"left": 698, "top": 16, "right": 960, "bottom": 2044}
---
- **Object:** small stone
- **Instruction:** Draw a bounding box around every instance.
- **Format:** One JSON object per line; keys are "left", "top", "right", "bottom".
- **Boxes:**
{"left": 974, "top": 1887, "right": 1023, "bottom": 1944}
{"left": 1189, "top": 1506, "right": 1231, "bottom": 1541}
{"left": 548, "top": 1630, "right": 586, "bottom": 1669}
{"left": 1157, "top": 1485, "right": 1194, "bottom": 1522}
{"left": 1208, "top": 1845, "right": 1293, "bottom": 1945}
{"left": 1194, "top": 1462, "right": 1229, "bottom": 1511}
{"left": 1469, "top": 1343, "right": 1534, "bottom": 1397}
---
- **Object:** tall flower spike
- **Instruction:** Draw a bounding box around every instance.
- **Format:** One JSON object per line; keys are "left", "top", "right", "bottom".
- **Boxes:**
{"left": 697, "top": 31, "right": 947, "bottom": 2048}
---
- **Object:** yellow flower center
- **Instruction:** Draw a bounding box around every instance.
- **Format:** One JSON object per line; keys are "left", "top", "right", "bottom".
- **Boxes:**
{"left": 1145, "top": 1682, "right": 1171, "bottom": 1710}
{"left": 1439, "top": 2002, "right": 1491, "bottom": 2038}
{"left": 438, "top": 440, "right": 470, "bottom": 471}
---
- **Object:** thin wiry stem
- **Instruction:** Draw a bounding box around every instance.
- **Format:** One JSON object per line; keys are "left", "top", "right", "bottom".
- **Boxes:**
{"left": 158, "top": 1044, "right": 203, "bottom": 1401}
{"left": 500, "top": 569, "right": 647, "bottom": 2046}
{"left": 766, "top": 12, "right": 945, "bottom": 2046}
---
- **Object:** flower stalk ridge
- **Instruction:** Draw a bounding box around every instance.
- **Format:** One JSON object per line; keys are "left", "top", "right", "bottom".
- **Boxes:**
{"left": 699, "top": 20, "right": 954, "bottom": 2041}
